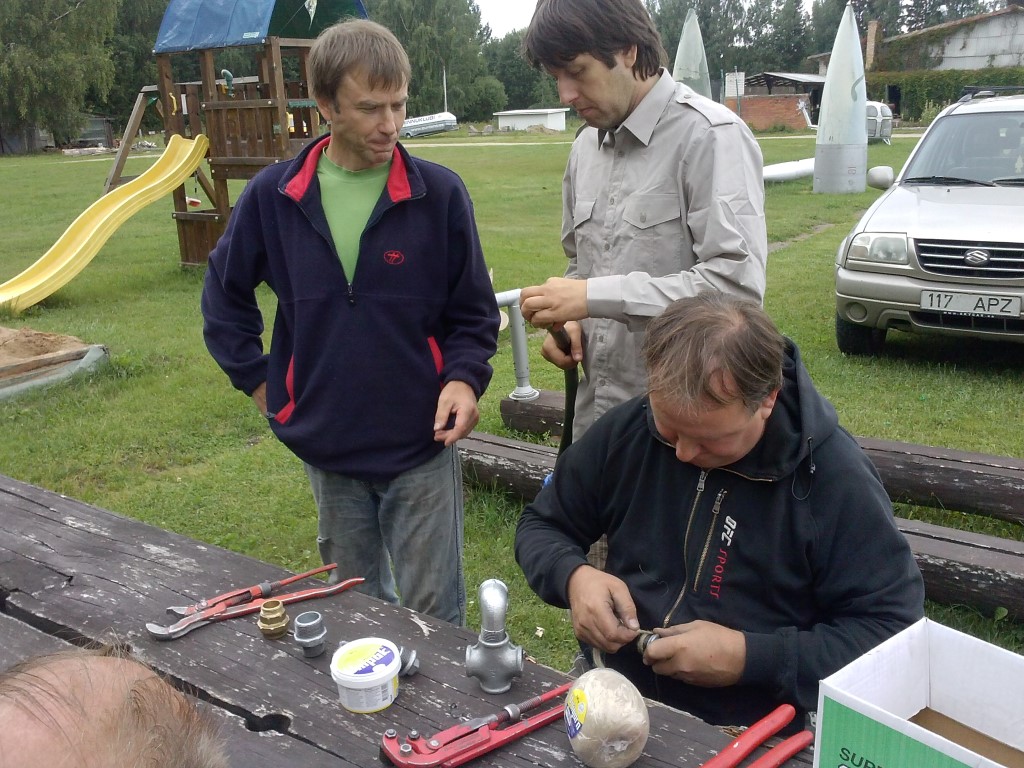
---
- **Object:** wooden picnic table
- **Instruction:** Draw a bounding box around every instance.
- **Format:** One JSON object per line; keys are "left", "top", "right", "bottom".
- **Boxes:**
{"left": 0, "top": 472, "right": 812, "bottom": 767}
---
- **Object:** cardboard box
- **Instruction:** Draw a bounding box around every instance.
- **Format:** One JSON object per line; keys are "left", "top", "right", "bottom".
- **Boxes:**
{"left": 814, "top": 618, "right": 1024, "bottom": 768}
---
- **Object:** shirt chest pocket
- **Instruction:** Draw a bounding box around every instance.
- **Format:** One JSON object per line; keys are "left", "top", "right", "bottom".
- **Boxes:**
{"left": 622, "top": 194, "right": 681, "bottom": 231}
{"left": 620, "top": 194, "right": 684, "bottom": 274}
{"left": 573, "top": 199, "right": 596, "bottom": 229}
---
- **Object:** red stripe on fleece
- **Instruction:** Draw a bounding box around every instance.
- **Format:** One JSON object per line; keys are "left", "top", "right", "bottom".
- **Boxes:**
{"left": 274, "top": 357, "right": 296, "bottom": 424}
{"left": 386, "top": 147, "right": 412, "bottom": 201}
{"left": 427, "top": 337, "right": 443, "bottom": 376}
{"left": 284, "top": 135, "right": 331, "bottom": 200}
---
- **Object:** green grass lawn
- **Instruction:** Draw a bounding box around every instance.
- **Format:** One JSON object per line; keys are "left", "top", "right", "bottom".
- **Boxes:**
{"left": 1, "top": 131, "right": 1022, "bottom": 672}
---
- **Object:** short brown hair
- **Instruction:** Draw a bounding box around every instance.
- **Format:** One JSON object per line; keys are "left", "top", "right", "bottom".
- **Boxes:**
{"left": 523, "top": 0, "right": 666, "bottom": 78}
{"left": 642, "top": 293, "right": 785, "bottom": 412}
{"left": 309, "top": 19, "right": 411, "bottom": 106}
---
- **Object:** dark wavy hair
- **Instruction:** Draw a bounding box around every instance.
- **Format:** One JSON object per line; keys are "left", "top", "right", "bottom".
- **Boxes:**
{"left": 522, "top": 0, "right": 666, "bottom": 77}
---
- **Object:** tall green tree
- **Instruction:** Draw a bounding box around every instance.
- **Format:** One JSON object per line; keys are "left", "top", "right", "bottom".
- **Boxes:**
{"left": 101, "top": 0, "right": 166, "bottom": 132}
{"left": 809, "top": 0, "right": 847, "bottom": 54}
{"left": 367, "top": 0, "right": 502, "bottom": 120}
{"left": 735, "top": 0, "right": 811, "bottom": 75}
{"left": 0, "top": 0, "right": 120, "bottom": 143}
{"left": 482, "top": 29, "right": 558, "bottom": 110}
{"left": 771, "top": 0, "right": 811, "bottom": 70}
{"left": 649, "top": 0, "right": 745, "bottom": 81}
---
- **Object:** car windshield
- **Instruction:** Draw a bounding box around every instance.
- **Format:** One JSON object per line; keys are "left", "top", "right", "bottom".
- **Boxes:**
{"left": 903, "top": 111, "right": 1024, "bottom": 184}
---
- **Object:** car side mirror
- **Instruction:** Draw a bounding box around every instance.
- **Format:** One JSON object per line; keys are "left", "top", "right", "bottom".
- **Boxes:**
{"left": 867, "top": 166, "right": 894, "bottom": 190}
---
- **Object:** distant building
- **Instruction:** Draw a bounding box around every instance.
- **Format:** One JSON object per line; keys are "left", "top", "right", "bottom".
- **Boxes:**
{"left": 0, "top": 127, "right": 55, "bottom": 155}
{"left": 874, "top": 4, "right": 1024, "bottom": 71}
{"left": 738, "top": 73, "right": 825, "bottom": 130}
{"left": 808, "top": 5, "right": 1024, "bottom": 74}
{"left": 493, "top": 108, "right": 570, "bottom": 132}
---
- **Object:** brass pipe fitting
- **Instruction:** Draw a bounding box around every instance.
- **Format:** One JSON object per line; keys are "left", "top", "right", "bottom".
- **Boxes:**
{"left": 257, "top": 599, "right": 290, "bottom": 639}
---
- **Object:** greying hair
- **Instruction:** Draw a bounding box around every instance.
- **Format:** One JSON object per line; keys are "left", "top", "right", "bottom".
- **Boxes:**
{"left": 523, "top": 0, "right": 666, "bottom": 78}
{"left": 642, "top": 293, "right": 785, "bottom": 413}
{"left": 309, "top": 19, "right": 411, "bottom": 106}
{"left": 0, "top": 645, "right": 228, "bottom": 768}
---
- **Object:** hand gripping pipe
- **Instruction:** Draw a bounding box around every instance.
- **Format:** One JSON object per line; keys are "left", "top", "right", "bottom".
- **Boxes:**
{"left": 465, "top": 579, "right": 523, "bottom": 694}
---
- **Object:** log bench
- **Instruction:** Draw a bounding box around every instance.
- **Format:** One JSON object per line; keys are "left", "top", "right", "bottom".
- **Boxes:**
{"left": 0, "top": 472, "right": 811, "bottom": 768}
{"left": 500, "top": 393, "right": 1024, "bottom": 525}
{"left": 460, "top": 430, "right": 1024, "bottom": 621}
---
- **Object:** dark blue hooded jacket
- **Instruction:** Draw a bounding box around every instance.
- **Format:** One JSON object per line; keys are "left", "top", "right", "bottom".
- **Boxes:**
{"left": 516, "top": 341, "right": 924, "bottom": 729}
{"left": 202, "top": 136, "right": 499, "bottom": 481}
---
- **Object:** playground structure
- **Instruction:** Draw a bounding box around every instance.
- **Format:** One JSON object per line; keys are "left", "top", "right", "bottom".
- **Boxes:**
{"left": 112, "top": 0, "right": 369, "bottom": 267}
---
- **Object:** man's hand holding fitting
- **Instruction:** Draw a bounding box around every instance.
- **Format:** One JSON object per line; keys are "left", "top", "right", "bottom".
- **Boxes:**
{"left": 519, "top": 278, "right": 588, "bottom": 328}
{"left": 567, "top": 566, "right": 640, "bottom": 653}
{"left": 642, "top": 621, "right": 746, "bottom": 687}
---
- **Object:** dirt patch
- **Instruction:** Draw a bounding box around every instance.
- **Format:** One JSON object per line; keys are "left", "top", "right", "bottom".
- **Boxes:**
{"left": 0, "top": 327, "right": 90, "bottom": 370}
{"left": 768, "top": 222, "right": 835, "bottom": 253}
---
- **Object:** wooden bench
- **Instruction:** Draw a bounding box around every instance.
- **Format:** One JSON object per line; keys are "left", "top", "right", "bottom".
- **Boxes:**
{"left": 0, "top": 472, "right": 811, "bottom": 767}
{"left": 459, "top": 430, "right": 1024, "bottom": 621}
{"left": 500, "top": 393, "right": 1024, "bottom": 525}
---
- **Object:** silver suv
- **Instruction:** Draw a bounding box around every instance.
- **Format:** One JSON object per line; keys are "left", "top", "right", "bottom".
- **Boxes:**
{"left": 834, "top": 89, "right": 1024, "bottom": 355}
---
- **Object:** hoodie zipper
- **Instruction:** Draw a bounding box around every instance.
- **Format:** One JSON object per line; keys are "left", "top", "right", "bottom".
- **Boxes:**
{"left": 692, "top": 489, "right": 728, "bottom": 594}
{"left": 660, "top": 477, "right": 731, "bottom": 626}
{"left": 661, "top": 470, "right": 707, "bottom": 626}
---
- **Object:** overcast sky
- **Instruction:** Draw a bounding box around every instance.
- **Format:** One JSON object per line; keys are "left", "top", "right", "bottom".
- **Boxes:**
{"left": 476, "top": 0, "right": 535, "bottom": 38}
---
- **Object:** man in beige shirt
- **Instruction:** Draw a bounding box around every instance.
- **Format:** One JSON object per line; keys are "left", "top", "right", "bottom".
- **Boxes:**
{"left": 519, "top": 0, "right": 768, "bottom": 442}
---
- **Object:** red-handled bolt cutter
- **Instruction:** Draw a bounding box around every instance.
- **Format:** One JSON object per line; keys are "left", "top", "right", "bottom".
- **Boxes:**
{"left": 145, "top": 564, "right": 364, "bottom": 640}
{"left": 381, "top": 681, "right": 573, "bottom": 768}
{"left": 699, "top": 704, "right": 814, "bottom": 768}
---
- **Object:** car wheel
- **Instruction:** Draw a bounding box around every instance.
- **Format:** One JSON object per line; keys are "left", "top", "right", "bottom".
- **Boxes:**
{"left": 835, "top": 314, "right": 887, "bottom": 356}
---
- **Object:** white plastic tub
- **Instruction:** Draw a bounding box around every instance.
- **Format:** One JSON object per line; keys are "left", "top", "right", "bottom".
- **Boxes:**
{"left": 330, "top": 637, "right": 401, "bottom": 713}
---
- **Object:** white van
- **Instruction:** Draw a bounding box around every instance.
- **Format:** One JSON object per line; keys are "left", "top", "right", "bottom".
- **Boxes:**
{"left": 399, "top": 112, "right": 459, "bottom": 138}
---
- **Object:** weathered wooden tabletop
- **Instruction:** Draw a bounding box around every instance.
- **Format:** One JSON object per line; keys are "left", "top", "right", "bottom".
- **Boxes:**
{"left": 0, "top": 472, "right": 813, "bottom": 767}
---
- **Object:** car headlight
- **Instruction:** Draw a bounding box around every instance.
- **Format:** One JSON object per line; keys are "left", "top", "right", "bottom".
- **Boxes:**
{"left": 847, "top": 233, "right": 909, "bottom": 265}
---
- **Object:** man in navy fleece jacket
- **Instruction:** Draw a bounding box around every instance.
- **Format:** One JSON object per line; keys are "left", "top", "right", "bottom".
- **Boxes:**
{"left": 202, "top": 20, "right": 498, "bottom": 625}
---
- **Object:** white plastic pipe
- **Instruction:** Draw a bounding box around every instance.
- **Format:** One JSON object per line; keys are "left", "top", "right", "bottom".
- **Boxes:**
{"left": 494, "top": 289, "right": 539, "bottom": 402}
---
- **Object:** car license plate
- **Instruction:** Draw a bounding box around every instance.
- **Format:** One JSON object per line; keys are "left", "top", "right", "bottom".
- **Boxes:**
{"left": 920, "top": 291, "right": 1021, "bottom": 317}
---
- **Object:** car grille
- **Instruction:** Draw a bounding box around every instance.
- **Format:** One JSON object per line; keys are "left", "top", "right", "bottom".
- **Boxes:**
{"left": 916, "top": 240, "right": 1024, "bottom": 279}
{"left": 912, "top": 311, "right": 1024, "bottom": 334}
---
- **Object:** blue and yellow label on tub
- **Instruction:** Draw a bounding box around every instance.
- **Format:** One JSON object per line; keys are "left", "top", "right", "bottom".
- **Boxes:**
{"left": 334, "top": 640, "right": 396, "bottom": 676}
{"left": 564, "top": 688, "right": 587, "bottom": 738}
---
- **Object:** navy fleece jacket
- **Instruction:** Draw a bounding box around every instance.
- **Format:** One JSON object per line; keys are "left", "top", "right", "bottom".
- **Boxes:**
{"left": 515, "top": 341, "right": 924, "bottom": 728}
{"left": 202, "top": 136, "right": 499, "bottom": 481}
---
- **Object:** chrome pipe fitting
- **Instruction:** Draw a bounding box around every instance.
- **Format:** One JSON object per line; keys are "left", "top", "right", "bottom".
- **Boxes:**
{"left": 465, "top": 579, "right": 523, "bottom": 694}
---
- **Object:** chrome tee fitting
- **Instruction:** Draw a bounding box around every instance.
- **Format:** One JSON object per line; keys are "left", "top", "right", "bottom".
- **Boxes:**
{"left": 465, "top": 579, "right": 523, "bottom": 694}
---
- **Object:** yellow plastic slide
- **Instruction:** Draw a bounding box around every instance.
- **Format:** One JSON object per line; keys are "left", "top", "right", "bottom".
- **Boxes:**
{"left": 0, "top": 134, "right": 210, "bottom": 314}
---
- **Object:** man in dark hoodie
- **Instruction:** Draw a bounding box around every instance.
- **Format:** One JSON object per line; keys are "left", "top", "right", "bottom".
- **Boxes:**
{"left": 515, "top": 293, "right": 923, "bottom": 729}
{"left": 202, "top": 20, "right": 499, "bottom": 626}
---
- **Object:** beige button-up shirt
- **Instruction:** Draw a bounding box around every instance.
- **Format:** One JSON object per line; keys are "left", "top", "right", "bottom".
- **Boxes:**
{"left": 563, "top": 69, "right": 767, "bottom": 438}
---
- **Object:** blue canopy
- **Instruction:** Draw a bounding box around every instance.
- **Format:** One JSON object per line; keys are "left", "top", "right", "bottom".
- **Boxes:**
{"left": 154, "top": 0, "right": 368, "bottom": 53}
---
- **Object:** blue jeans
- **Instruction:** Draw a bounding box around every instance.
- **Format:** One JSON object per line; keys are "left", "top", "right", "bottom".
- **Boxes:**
{"left": 304, "top": 444, "right": 466, "bottom": 625}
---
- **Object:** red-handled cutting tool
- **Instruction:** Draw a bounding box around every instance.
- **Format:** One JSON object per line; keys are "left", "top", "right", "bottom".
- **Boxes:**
{"left": 699, "top": 704, "right": 814, "bottom": 768}
{"left": 146, "top": 564, "right": 364, "bottom": 640}
{"left": 381, "top": 681, "right": 573, "bottom": 768}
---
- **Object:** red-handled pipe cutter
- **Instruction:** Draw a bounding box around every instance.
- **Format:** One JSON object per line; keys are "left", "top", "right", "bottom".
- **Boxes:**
{"left": 381, "top": 681, "right": 573, "bottom": 768}
{"left": 699, "top": 704, "right": 814, "bottom": 768}
{"left": 146, "top": 564, "right": 364, "bottom": 640}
